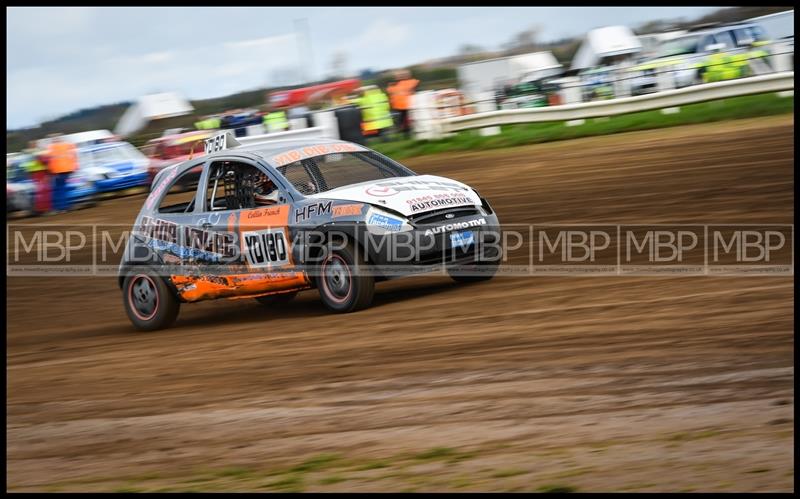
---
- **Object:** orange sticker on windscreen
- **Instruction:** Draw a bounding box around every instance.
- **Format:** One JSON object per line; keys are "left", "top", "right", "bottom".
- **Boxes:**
{"left": 271, "top": 143, "right": 365, "bottom": 166}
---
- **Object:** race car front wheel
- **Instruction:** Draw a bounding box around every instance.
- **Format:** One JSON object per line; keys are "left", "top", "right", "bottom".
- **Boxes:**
{"left": 122, "top": 271, "right": 180, "bottom": 331}
{"left": 316, "top": 241, "right": 374, "bottom": 313}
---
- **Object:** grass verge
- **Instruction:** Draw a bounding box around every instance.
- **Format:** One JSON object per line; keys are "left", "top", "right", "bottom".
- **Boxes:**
{"left": 371, "top": 92, "right": 793, "bottom": 160}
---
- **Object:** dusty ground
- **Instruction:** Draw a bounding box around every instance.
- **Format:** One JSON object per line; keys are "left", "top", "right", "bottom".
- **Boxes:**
{"left": 6, "top": 115, "right": 794, "bottom": 492}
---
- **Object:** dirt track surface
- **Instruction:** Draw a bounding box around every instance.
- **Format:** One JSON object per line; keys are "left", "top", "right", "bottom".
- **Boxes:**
{"left": 6, "top": 115, "right": 794, "bottom": 492}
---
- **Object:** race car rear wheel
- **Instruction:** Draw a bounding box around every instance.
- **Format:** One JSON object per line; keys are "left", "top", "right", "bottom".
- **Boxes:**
{"left": 122, "top": 270, "right": 180, "bottom": 331}
{"left": 255, "top": 291, "right": 298, "bottom": 306}
{"left": 316, "top": 241, "right": 374, "bottom": 313}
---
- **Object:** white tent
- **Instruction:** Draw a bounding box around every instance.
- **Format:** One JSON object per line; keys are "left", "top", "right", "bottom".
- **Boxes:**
{"left": 114, "top": 92, "right": 194, "bottom": 137}
{"left": 571, "top": 26, "right": 643, "bottom": 71}
{"left": 457, "top": 51, "right": 562, "bottom": 101}
{"left": 747, "top": 9, "right": 794, "bottom": 40}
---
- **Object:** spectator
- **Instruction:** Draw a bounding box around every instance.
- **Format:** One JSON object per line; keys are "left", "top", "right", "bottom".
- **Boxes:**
{"left": 387, "top": 69, "right": 419, "bottom": 139}
{"left": 356, "top": 85, "right": 393, "bottom": 142}
{"left": 22, "top": 140, "right": 52, "bottom": 215}
{"left": 263, "top": 105, "right": 289, "bottom": 134}
{"left": 46, "top": 134, "right": 79, "bottom": 214}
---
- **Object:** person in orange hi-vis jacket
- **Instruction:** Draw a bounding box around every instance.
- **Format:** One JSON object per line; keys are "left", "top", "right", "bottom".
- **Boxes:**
{"left": 46, "top": 134, "right": 79, "bottom": 214}
{"left": 386, "top": 69, "right": 419, "bottom": 139}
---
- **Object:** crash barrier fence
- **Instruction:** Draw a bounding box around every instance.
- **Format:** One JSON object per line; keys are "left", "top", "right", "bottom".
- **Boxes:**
{"left": 425, "top": 44, "right": 794, "bottom": 113}
{"left": 427, "top": 71, "right": 793, "bottom": 136}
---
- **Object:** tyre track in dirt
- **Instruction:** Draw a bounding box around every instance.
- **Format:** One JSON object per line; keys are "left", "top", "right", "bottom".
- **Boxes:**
{"left": 6, "top": 115, "right": 794, "bottom": 491}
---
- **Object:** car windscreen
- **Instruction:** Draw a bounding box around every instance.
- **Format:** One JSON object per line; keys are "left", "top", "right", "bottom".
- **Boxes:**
{"left": 275, "top": 151, "right": 414, "bottom": 196}
{"left": 734, "top": 26, "right": 768, "bottom": 45}
{"left": 657, "top": 35, "right": 701, "bottom": 57}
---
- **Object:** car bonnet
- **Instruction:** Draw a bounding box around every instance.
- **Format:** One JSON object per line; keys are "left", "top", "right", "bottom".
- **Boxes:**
{"left": 306, "top": 174, "right": 482, "bottom": 217}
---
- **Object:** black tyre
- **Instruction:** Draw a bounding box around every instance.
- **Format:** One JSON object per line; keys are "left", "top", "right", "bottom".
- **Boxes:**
{"left": 122, "top": 270, "right": 180, "bottom": 331}
{"left": 448, "top": 260, "right": 499, "bottom": 284}
{"left": 255, "top": 291, "right": 298, "bottom": 306}
{"left": 316, "top": 241, "right": 374, "bottom": 313}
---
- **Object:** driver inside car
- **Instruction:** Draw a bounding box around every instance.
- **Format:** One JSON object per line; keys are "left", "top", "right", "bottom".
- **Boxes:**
{"left": 254, "top": 172, "right": 280, "bottom": 205}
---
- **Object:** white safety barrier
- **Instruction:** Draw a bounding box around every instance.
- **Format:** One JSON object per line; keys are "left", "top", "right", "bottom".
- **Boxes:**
{"left": 236, "top": 126, "right": 332, "bottom": 147}
{"left": 439, "top": 71, "right": 794, "bottom": 135}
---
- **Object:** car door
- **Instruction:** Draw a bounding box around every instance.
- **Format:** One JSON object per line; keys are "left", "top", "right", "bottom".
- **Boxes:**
{"left": 184, "top": 155, "right": 309, "bottom": 301}
{"left": 145, "top": 159, "right": 206, "bottom": 267}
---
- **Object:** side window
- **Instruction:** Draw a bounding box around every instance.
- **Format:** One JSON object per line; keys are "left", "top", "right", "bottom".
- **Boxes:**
{"left": 277, "top": 161, "right": 318, "bottom": 195}
{"left": 204, "top": 160, "right": 281, "bottom": 212}
{"left": 715, "top": 31, "right": 736, "bottom": 50}
{"left": 750, "top": 25, "right": 768, "bottom": 42}
{"left": 734, "top": 27, "right": 765, "bottom": 46}
{"left": 157, "top": 166, "right": 204, "bottom": 214}
{"left": 701, "top": 35, "right": 716, "bottom": 52}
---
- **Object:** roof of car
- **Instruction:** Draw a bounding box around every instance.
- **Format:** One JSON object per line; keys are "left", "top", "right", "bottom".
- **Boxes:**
{"left": 155, "top": 137, "right": 368, "bottom": 185}
{"left": 687, "top": 22, "right": 760, "bottom": 35}
{"left": 80, "top": 141, "right": 133, "bottom": 152}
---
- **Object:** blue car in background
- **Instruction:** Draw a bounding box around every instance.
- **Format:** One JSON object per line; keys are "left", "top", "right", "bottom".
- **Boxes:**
{"left": 78, "top": 142, "right": 151, "bottom": 193}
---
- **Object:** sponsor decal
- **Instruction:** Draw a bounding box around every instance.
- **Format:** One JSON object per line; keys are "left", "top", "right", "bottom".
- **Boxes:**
{"left": 231, "top": 272, "right": 295, "bottom": 283}
{"left": 333, "top": 203, "right": 364, "bottom": 218}
{"left": 242, "top": 228, "right": 290, "bottom": 268}
{"left": 240, "top": 205, "right": 289, "bottom": 228}
{"left": 144, "top": 167, "right": 179, "bottom": 210}
{"left": 146, "top": 238, "right": 223, "bottom": 263}
{"left": 410, "top": 195, "right": 472, "bottom": 213}
{"left": 424, "top": 218, "right": 487, "bottom": 236}
{"left": 450, "top": 230, "right": 475, "bottom": 250}
{"left": 271, "top": 143, "right": 364, "bottom": 167}
{"left": 375, "top": 179, "right": 469, "bottom": 193}
{"left": 365, "top": 179, "right": 470, "bottom": 198}
{"left": 137, "top": 215, "right": 237, "bottom": 258}
{"left": 368, "top": 213, "right": 404, "bottom": 232}
{"left": 365, "top": 185, "right": 398, "bottom": 197}
{"left": 294, "top": 201, "right": 332, "bottom": 223}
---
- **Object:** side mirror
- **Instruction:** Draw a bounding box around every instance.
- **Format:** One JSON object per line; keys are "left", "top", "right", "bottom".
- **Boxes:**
{"left": 705, "top": 43, "right": 726, "bottom": 53}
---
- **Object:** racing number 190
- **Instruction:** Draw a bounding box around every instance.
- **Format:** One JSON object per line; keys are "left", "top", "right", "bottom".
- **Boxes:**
{"left": 204, "top": 134, "right": 226, "bottom": 154}
{"left": 244, "top": 229, "right": 289, "bottom": 268}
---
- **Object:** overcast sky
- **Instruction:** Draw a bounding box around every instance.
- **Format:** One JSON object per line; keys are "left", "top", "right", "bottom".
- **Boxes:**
{"left": 6, "top": 6, "right": 721, "bottom": 129}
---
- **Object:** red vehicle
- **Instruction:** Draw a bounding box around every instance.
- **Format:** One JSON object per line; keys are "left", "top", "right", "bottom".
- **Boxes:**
{"left": 267, "top": 79, "right": 361, "bottom": 108}
{"left": 142, "top": 131, "right": 214, "bottom": 186}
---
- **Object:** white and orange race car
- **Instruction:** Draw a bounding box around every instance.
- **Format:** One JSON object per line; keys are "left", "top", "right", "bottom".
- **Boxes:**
{"left": 119, "top": 131, "right": 501, "bottom": 330}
